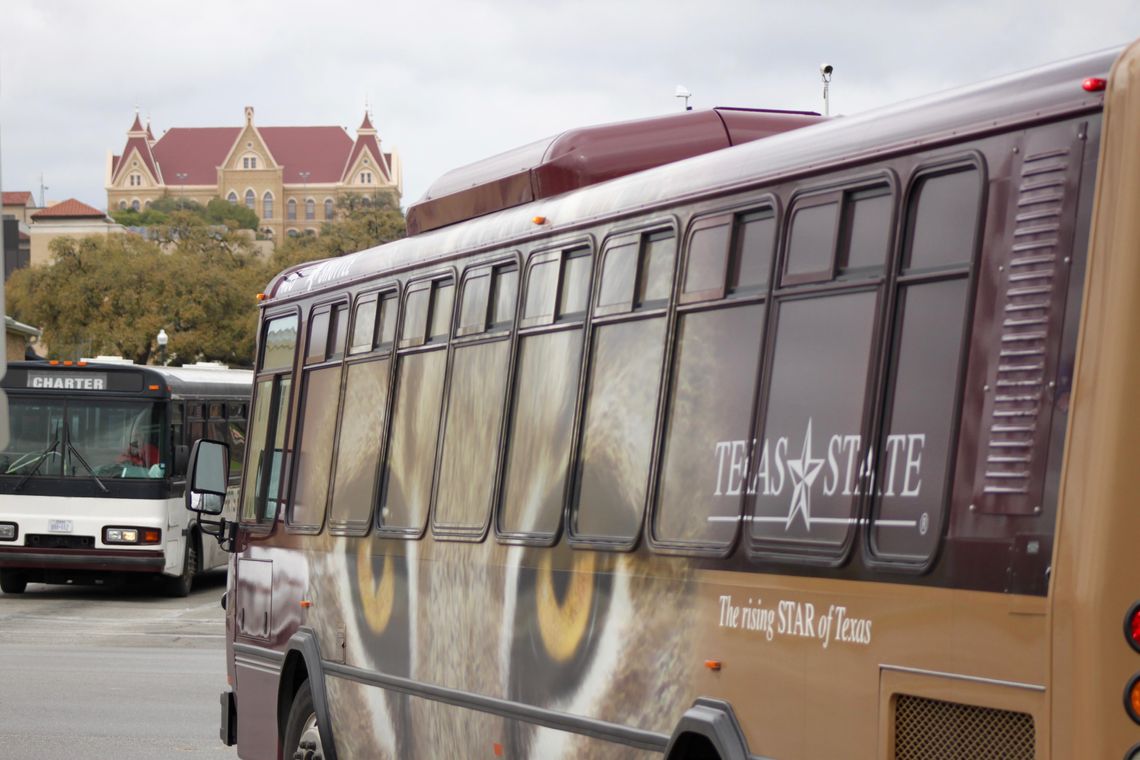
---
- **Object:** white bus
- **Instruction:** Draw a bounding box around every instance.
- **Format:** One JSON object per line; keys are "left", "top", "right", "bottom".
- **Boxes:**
{"left": 0, "top": 359, "right": 250, "bottom": 596}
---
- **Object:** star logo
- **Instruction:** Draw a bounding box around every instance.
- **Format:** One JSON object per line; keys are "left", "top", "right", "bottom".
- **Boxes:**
{"left": 785, "top": 418, "right": 824, "bottom": 531}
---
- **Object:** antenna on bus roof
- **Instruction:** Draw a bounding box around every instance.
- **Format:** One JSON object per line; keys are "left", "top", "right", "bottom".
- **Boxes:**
{"left": 674, "top": 84, "right": 692, "bottom": 111}
{"left": 820, "top": 63, "right": 834, "bottom": 116}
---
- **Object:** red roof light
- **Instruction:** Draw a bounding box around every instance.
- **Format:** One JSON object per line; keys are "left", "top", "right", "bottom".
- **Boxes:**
{"left": 1082, "top": 77, "right": 1107, "bottom": 92}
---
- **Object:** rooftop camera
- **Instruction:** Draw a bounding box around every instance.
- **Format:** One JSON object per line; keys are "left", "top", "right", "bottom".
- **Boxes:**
{"left": 820, "top": 63, "right": 834, "bottom": 79}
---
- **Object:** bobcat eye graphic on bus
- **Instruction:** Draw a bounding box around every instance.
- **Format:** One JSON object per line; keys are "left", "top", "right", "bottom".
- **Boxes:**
{"left": 712, "top": 417, "right": 927, "bottom": 531}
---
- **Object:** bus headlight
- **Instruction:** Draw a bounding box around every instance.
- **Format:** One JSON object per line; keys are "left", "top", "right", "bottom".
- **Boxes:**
{"left": 0, "top": 523, "right": 17, "bottom": 541}
{"left": 103, "top": 527, "right": 161, "bottom": 545}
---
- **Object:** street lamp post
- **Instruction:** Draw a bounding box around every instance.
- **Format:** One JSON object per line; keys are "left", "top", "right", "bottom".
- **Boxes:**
{"left": 175, "top": 172, "right": 188, "bottom": 208}
{"left": 156, "top": 328, "right": 168, "bottom": 366}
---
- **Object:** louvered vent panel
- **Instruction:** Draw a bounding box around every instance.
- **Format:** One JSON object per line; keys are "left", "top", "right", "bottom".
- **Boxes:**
{"left": 974, "top": 129, "right": 1081, "bottom": 514}
{"left": 894, "top": 694, "right": 1035, "bottom": 760}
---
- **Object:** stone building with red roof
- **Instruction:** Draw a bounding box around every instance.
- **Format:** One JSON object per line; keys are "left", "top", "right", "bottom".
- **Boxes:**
{"left": 105, "top": 107, "right": 401, "bottom": 240}
{"left": 2, "top": 191, "right": 38, "bottom": 226}
{"left": 27, "top": 198, "right": 124, "bottom": 267}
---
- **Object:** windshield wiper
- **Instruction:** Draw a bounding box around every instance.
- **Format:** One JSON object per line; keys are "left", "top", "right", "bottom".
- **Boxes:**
{"left": 62, "top": 422, "right": 109, "bottom": 494}
{"left": 11, "top": 436, "right": 61, "bottom": 492}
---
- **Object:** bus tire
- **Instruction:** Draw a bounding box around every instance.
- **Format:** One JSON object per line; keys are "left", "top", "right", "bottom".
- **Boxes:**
{"left": 0, "top": 571, "right": 27, "bottom": 595}
{"left": 165, "top": 536, "right": 198, "bottom": 598}
{"left": 283, "top": 680, "right": 327, "bottom": 760}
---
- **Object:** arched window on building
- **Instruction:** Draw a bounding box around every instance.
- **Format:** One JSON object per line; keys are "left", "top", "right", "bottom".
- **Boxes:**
{"left": 287, "top": 229, "right": 299, "bottom": 238}
{"left": 227, "top": 192, "right": 238, "bottom": 205}
{"left": 131, "top": 199, "right": 140, "bottom": 211}
{"left": 263, "top": 192, "right": 274, "bottom": 220}
{"left": 245, "top": 190, "right": 256, "bottom": 210}
{"left": 287, "top": 199, "right": 297, "bottom": 220}
{"left": 324, "top": 199, "right": 334, "bottom": 220}
{"left": 119, "top": 201, "right": 127, "bottom": 210}
{"left": 305, "top": 199, "right": 315, "bottom": 221}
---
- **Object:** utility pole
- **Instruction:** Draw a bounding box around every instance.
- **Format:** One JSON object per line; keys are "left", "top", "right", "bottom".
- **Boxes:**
{"left": 39, "top": 173, "right": 49, "bottom": 208}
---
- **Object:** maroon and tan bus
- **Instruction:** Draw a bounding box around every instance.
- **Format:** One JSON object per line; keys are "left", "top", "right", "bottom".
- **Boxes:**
{"left": 187, "top": 38, "right": 1140, "bottom": 759}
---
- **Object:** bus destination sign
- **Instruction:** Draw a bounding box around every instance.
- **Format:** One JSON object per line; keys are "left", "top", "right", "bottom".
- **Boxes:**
{"left": 26, "top": 372, "right": 109, "bottom": 391}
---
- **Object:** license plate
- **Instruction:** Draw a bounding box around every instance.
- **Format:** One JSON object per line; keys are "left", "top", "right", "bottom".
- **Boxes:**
{"left": 49, "top": 520, "right": 73, "bottom": 533}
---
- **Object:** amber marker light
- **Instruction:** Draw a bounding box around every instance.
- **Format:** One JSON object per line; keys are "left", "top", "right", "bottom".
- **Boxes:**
{"left": 1082, "top": 77, "right": 1107, "bottom": 92}
{"left": 256, "top": 292, "right": 267, "bottom": 301}
{"left": 1126, "top": 674, "right": 1140, "bottom": 725}
{"left": 1127, "top": 603, "right": 1140, "bottom": 654}
{"left": 77, "top": 361, "right": 87, "bottom": 367}
{"left": 300, "top": 600, "right": 312, "bottom": 609}
{"left": 704, "top": 659, "right": 722, "bottom": 672}
{"left": 532, "top": 215, "right": 547, "bottom": 225}
{"left": 148, "top": 384, "right": 160, "bottom": 391}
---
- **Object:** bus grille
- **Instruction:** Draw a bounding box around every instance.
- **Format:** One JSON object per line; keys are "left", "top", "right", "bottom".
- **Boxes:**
{"left": 25, "top": 534, "right": 96, "bottom": 550}
{"left": 894, "top": 694, "right": 1034, "bottom": 760}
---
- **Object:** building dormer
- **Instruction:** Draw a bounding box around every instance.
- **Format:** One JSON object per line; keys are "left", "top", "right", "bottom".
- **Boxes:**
{"left": 342, "top": 110, "right": 393, "bottom": 189}
{"left": 109, "top": 112, "right": 162, "bottom": 188}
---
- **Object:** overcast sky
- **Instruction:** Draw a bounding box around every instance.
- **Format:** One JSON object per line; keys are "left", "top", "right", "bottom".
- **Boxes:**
{"left": 1, "top": 1, "right": 1136, "bottom": 212}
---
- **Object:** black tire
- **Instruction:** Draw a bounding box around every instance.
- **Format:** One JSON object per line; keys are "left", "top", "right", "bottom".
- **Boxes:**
{"left": 0, "top": 571, "right": 27, "bottom": 595}
{"left": 164, "top": 536, "right": 198, "bottom": 598}
{"left": 283, "top": 680, "right": 327, "bottom": 760}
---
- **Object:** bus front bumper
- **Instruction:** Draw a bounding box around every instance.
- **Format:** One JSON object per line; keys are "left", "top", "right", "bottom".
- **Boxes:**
{"left": 0, "top": 547, "right": 165, "bottom": 573}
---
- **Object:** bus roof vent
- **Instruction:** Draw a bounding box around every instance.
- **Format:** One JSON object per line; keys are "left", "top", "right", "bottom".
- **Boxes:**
{"left": 81, "top": 356, "right": 136, "bottom": 365}
{"left": 405, "top": 107, "right": 823, "bottom": 236}
{"left": 181, "top": 361, "right": 231, "bottom": 370}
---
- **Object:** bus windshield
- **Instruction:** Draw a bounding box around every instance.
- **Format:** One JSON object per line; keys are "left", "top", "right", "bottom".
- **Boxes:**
{"left": 0, "top": 397, "right": 167, "bottom": 480}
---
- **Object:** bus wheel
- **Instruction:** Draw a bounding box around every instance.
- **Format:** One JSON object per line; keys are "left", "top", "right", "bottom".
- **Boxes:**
{"left": 0, "top": 571, "right": 27, "bottom": 595}
{"left": 284, "top": 680, "right": 326, "bottom": 760}
{"left": 165, "top": 538, "right": 198, "bottom": 598}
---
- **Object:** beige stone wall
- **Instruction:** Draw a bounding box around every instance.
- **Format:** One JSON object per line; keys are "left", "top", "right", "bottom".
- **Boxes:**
{"left": 28, "top": 221, "right": 125, "bottom": 267}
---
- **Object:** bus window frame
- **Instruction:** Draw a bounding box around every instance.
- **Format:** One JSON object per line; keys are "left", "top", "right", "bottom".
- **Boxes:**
{"left": 862, "top": 154, "right": 986, "bottom": 573}
{"left": 494, "top": 236, "right": 596, "bottom": 547}
{"left": 287, "top": 294, "right": 351, "bottom": 534}
{"left": 431, "top": 252, "right": 522, "bottom": 541}
{"left": 327, "top": 283, "right": 400, "bottom": 537}
{"left": 375, "top": 268, "right": 457, "bottom": 539}
{"left": 647, "top": 196, "right": 780, "bottom": 558}
{"left": 565, "top": 220, "right": 678, "bottom": 551}
{"left": 745, "top": 172, "right": 898, "bottom": 567}
{"left": 240, "top": 305, "right": 301, "bottom": 534}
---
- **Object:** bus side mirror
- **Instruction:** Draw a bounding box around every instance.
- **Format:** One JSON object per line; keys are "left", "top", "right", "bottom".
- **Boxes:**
{"left": 186, "top": 439, "right": 229, "bottom": 515}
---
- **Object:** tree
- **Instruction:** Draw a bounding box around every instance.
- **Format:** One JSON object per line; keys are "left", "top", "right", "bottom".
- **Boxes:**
{"left": 6, "top": 227, "right": 264, "bottom": 366}
{"left": 270, "top": 191, "right": 406, "bottom": 271}
{"left": 110, "top": 194, "right": 259, "bottom": 231}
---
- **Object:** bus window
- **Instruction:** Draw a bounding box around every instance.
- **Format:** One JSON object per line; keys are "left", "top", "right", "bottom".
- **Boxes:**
{"left": 499, "top": 247, "right": 591, "bottom": 539}
{"left": 328, "top": 304, "right": 348, "bottom": 360}
{"left": 380, "top": 276, "right": 453, "bottom": 533}
{"left": 637, "top": 231, "right": 676, "bottom": 308}
{"left": 730, "top": 210, "right": 777, "bottom": 294}
{"left": 572, "top": 230, "right": 674, "bottom": 544}
{"left": 871, "top": 166, "right": 980, "bottom": 561}
{"left": 906, "top": 169, "right": 982, "bottom": 271}
{"left": 242, "top": 313, "right": 298, "bottom": 523}
{"left": 595, "top": 239, "right": 637, "bottom": 314}
{"left": 349, "top": 296, "right": 378, "bottom": 355}
{"left": 559, "top": 252, "right": 591, "bottom": 319}
{"left": 784, "top": 199, "right": 839, "bottom": 284}
{"left": 522, "top": 255, "right": 559, "bottom": 325}
{"left": 435, "top": 261, "right": 518, "bottom": 533}
{"left": 291, "top": 301, "right": 348, "bottom": 529}
{"left": 490, "top": 265, "right": 520, "bottom": 330}
{"left": 654, "top": 208, "right": 773, "bottom": 548}
{"left": 682, "top": 218, "right": 731, "bottom": 301}
{"left": 329, "top": 358, "right": 390, "bottom": 532}
{"left": 750, "top": 290, "right": 878, "bottom": 554}
{"left": 457, "top": 269, "right": 491, "bottom": 336}
{"left": 376, "top": 293, "right": 398, "bottom": 352}
{"left": 841, "top": 186, "right": 893, "bottom": 274}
